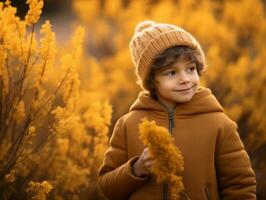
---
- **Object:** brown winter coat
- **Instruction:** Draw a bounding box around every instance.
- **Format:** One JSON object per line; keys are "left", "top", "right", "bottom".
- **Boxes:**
{"left": 98, "top": 87, "right": 256, "bottom": 200}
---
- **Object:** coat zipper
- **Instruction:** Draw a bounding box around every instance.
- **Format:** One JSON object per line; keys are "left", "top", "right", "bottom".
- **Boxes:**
{"left": 168, "top": 109, "right": 175, "bottom": 134}
{"left": 163, "top": 108, "right": 175, "bottom": 200}
{"left": 161, "top": 105, "right": 191, "bottom": 200}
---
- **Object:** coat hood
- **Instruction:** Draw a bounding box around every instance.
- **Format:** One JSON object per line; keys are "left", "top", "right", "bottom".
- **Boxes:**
{"left": 129, "top": 86, "right": 224, "bottom": 117}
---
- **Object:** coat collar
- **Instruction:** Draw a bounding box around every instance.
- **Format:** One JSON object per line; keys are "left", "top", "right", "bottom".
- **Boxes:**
{"left": 129, "top": 86, "right": 224, "bottom": 118}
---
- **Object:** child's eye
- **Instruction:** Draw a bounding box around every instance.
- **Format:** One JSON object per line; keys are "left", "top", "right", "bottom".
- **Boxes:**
{"left": 165, "top": 70, "right": 176, "bottom": 76}
{"left": 187, "top": 66, "right": 196, "bottom": 72}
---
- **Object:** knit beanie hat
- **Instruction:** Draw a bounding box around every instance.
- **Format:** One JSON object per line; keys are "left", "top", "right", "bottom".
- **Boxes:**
{"left": 129, "top": 20, "right": 206, "bottom": 91}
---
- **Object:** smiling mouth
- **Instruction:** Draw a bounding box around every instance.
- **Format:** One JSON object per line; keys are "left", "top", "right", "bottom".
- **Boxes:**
{"left": 175, "top": 87, "right": 193, "bottom": 92}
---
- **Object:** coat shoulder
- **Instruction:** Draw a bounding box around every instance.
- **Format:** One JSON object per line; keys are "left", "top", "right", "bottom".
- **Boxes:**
{"left": 202, "top": 111, "right": 237, "bottom": 130}
{"left": 121, "top": 110, "right": 149, "bottom": 125}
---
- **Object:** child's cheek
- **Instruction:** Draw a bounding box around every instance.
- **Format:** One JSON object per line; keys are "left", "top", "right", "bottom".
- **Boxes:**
{"left": 164, "top": 81, "right": 175, "bottom": 90}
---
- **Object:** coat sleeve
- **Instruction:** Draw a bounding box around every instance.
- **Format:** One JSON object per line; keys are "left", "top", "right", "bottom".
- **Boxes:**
{"left": 98, "top": 116, "right": 148, "bottom": 200}
{"left": 216, "top": 122, "right": 257, "bottom": 199}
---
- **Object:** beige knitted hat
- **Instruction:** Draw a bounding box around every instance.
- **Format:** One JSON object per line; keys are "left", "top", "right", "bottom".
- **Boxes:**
{"left": 129, "top": 20, "right": 206, "bottom": 91}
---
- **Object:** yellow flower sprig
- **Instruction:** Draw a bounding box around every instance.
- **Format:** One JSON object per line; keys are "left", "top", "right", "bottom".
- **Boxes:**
{"left": 139, "top": 118, "right": 184, "bottom": 200}
{"left": 25, "top": 0, "right": 44, "bottom": 25}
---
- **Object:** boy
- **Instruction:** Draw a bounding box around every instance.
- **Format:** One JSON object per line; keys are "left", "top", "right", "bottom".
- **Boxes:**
{"left": 98, "top": 21, "right": 256, "bottom": 200}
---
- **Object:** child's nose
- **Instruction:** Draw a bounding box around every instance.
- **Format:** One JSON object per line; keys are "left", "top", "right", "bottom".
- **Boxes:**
{"left": 178, "top": 72, "right": 190, "bottom": 84}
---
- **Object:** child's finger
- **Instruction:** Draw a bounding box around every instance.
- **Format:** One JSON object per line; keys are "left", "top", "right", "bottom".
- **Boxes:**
{"left": 144, "top": 154, "right": 154, "bottom": 161}
{"left": 143, "top": 148, "right": 154, "bottom": 159}
{"left": 142, "top": 153, "right": 154, "bottom": 162}
{"left": 144, "top": 160, "right": 155, "bottom": 168}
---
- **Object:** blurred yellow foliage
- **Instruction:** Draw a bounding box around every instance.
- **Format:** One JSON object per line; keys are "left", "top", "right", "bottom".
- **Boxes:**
{"left": 1, "top": 0, "right": 266, "bottom": 199}
{"left": 0, "top": 1, "right": 111, "bottom": 200}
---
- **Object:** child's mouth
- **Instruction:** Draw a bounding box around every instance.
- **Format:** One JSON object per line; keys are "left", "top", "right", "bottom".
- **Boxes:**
{"left": 176, "top": 87, "right": 192, "bottom": 92}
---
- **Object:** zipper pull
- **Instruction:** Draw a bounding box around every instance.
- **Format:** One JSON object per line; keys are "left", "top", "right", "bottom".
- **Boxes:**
{"left": 168, "top": 109, "right": 175, "bottom": 134}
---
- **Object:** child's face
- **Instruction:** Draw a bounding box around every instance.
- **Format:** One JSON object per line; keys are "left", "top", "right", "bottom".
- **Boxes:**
{"left": 153, "top": 58, "right": 199, "bottom": 108}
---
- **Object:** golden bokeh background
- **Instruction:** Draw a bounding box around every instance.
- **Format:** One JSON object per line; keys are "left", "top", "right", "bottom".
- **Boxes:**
{"left": 0, "top": 0, "right": 266, "bottom": 199}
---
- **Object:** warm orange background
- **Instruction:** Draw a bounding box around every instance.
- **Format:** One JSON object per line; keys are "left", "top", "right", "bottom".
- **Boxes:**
{"left": 0, "top": 0, "right": 265, "bottom": 199}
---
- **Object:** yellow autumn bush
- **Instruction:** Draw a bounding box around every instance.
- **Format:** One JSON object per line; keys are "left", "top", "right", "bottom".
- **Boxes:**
{"left": 139, "top": 118, "right": 184, "bottom": 200}
{"left": 0, "top": 0, "right": 111, "bottom": 199}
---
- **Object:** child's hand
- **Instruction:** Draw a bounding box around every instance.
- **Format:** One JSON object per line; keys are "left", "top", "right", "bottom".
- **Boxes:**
{"left": 132, "top": 148, "right": 154, "bottom": 177}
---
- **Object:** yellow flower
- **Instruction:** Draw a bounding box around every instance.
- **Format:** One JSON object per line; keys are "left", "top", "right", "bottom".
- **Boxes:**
{"left": 4, "top": 0, "right": 11, "bottom": 6}
{"left": 40, "top": 181, "right": 53, "bottom": 194}
{"left": 0, "top": 3, "right": 25, "bottom": 58}
{"left": 25, "top": 0, "right": 44, "bottom": 25}
{"left": 59, "top": 26, "right": 85, "bottom": 105}
{"left": 26, "top": 180, "right": 53, "bottom": 200}
{"left": 71, "top": 26, "right": 85, "bottom": 61}
{"left": 28, "top": 125, "right": 36, "bottom": 136}
{"left": 139, "top": 118, "right": 184, "bottom": 200}
{"left": 39, "top": 20, "right": 56, "bottom": 78}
